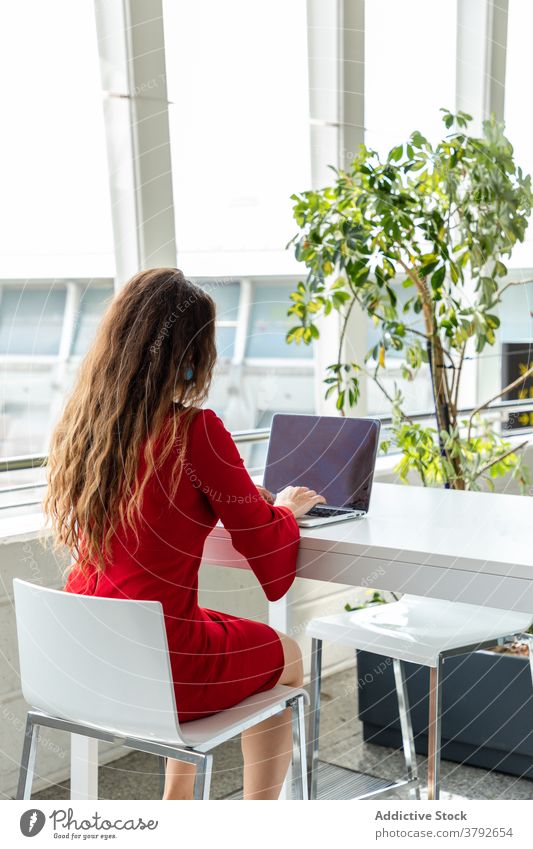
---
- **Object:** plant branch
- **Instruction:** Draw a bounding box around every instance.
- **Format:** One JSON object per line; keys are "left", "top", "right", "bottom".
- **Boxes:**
{"left": 452, "top": 342, "right": 466, "bottom": 415}
{"left": 467, "top": 365, "right": 533, "bottom": 440}
{"left": 473, "top": 441, "right": 528, "bottom": 481}
{"left": 359, "top": 363, "right": 414, "bottom": 425}
{"left": 498, "top": 278, "right": 533, "bottom": 299}
{"left": 337, "top": 296, "right": 358, "bottom": 366}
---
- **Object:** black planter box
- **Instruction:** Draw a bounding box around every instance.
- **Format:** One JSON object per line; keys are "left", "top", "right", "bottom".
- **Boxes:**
{"left": 357, "top": 649, "right": 533, "bottom": 780}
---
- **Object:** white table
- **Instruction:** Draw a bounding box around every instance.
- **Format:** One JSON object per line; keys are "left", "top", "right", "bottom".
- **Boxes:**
{"left": 71, "top": 482, "right": 533, "bottom": 798}
{"left": 204, "top": 482, "right": 533, "bottom": 624}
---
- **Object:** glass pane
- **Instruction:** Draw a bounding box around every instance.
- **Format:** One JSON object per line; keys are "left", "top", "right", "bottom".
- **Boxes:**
{"left": 216, "top": 326, "right": 237, "bottom": 359}
{"left": 0, "top": 1, "right": 114, "bottom": 277}
{"left": 206, "top": 281, "right": 240, "bottom": 321}
{"left": 163, "top": 0, "right": 311, "bottom": 276}
{"left": 72, "top": 286, "right": 113, "bottom": 356}
{"left": 365, "top": 1, "right": 457, "bottom": 157}
{"left": 0, "top": 287, "right": 66, "bottom": 355}
{"left": 504, "top": 0, "right": 533, "bottom": 267}
{"left": 246, "top": 284, "right": 313, "bottom": 359}
{"left": 501, "top": 280, "right": 533, "bottom": 343}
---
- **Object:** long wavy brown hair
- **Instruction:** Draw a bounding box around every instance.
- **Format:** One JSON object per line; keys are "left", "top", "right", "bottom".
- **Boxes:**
{"left": 43, "top": 268, "right": 217, "bottom": 574}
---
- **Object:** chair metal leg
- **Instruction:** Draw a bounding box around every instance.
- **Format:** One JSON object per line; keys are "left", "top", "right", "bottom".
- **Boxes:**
{"left": 526, "top": 633, "right": 533, "bottom": 685}
{"left": 158, "top": 756, "right": 166, "bottom": 798}
{"left": 307, "top": 638, "right": 322, "bottom": 799}
{"left": 192, "top": 753, "right": 213, "bottom": 800}
{"left": 393, "top": 659, "right": 420, "bottom": 800}
{"left": 290, "top": 695, "right": 308, "bottom": 800}
{"left": 427, "top": 657, "right": 443, "bottom": 801}
{"left": 16, "top": 714, "right": 38, "bottom": 800}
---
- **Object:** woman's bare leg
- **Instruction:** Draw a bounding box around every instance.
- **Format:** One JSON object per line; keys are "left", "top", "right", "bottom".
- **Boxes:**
{"left": 164, "top": 632, "right": 303, "bottom": 800}
{"left": 162, "top": 758, "right": 196, "bottom": 800}
{"left": 241, "top": 631, "right": 304, "bottom": 800}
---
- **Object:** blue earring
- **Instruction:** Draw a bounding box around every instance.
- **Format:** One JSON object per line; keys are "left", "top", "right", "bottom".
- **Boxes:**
{"left": 185, "top": 366, "right": 194, "bottom": 381}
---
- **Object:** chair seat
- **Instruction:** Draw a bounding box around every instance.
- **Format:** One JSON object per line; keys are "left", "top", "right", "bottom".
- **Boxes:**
{"left": 177, "top": 685, "right": 308, "bottom": 752}
{"left": 307, "top": 595, "right": 532, "bottom": 667}
{"left": 32, "top": 684, "right": 308, "bottom": 754}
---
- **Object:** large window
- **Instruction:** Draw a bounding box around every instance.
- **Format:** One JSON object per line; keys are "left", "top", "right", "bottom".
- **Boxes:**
{"left": 0, "top": 1, "right": 114, "bottom": 278}
{"left": 365, "top": 0, "right": 457, "bottom": 158}
{"left": 162, "top": 0, "right": 312, "bottom": 278}
{"left": 0, "top": 288, "right": 66, "bottom": 356}
{"left": 0, "top": 281, "right": 114, "bottom": 457}
{"left": 201, "top": 279, "right": 315, "bottom": 443}
{"left": 363, "top": 0, "right": 457, "bottom": 416}
{"left": 504, "top": 0, "right": 533, "bottom": 269}
{"left": 4, "top": 0, "right": 533, "bottom": 470}
{"left": 0, "top": 1, "right": 115, "bottom": 467}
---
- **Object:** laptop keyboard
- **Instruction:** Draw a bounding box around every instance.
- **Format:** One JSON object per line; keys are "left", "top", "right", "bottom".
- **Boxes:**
{"left": 307, "top": 505, "right": 354, "bottom": 518}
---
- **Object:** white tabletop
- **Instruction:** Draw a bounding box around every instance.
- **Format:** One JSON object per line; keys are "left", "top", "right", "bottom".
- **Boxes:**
{"left": 299, "top": 483, "right": 533, "bottom": 577}
{"left": 204, "top": 483, "right": 533, "bottom": 614}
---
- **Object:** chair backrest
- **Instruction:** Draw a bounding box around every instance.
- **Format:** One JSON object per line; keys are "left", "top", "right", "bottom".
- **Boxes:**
{"left": 13, "top": 579, "right": 184, "bottom": 743}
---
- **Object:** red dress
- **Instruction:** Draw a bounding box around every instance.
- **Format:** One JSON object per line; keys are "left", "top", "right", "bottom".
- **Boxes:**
{"left": 64, "top": 408, "right": 300, "bottom": 721}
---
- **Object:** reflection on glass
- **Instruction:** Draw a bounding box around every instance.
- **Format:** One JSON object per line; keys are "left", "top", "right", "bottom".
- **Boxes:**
{"left": 246, "top": 284, "right": 313, "bottom": 359}
{"left": 0, "top": 288, "right": 66, "bottom": 355}
{"left": 208, "top": 281, "right": 240, "bottom": 321}
{"left": 72, "top": 287, "right": 113, "bottom": 356}
{"left": 216, "top": 326, "right": 237, "bottom": 359}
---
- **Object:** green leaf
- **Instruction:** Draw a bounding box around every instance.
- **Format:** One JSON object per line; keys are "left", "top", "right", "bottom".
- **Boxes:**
{"left": 419, "top": 259, "right": 439, "bottom": 278}
{"left": 331, "top": 277, "right": 347, "bottom": 290}
{"left": 389, "top": 144, "right": 403, "bottom": 162}
{"left": 431, "top": 265, "right": 446, "bottom": 290}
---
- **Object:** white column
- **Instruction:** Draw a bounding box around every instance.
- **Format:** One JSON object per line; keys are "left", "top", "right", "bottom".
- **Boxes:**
{"left": 306, "top": 0, "right": 340, "bottom": 188}
{"left": 94, "top": 0, "right": 177, "bottom": 288}
{"left": 338, "top": 0, "right": 367, "bottom": 417}
{"left": 456, "top": 0, "right": 508, "bottom": 131}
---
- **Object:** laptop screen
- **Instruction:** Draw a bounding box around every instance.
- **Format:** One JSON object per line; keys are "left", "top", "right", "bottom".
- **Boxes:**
{"left": 263, "top": 414, "right": 381, "bottom": 512}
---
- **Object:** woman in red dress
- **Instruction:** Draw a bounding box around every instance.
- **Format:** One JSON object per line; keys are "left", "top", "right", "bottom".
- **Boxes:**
{"left": 44, "top": 268, "right": 325, "bottom": 800}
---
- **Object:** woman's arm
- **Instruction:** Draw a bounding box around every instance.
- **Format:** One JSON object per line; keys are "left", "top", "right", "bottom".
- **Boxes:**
{"left": 187, "top": 409, "right": 300, "bottom": 601}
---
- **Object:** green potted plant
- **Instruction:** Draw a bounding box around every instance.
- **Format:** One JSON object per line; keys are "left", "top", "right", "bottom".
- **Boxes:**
{"left": 287, "top": 110, "right": 533, "bottom": 492}
{"left": 287, "top": 111, "right": 533, "bottom": 780}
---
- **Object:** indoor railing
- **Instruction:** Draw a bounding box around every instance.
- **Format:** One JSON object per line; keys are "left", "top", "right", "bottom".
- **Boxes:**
{"left": 0, "top": 398, "right": 531, "bottom": 511}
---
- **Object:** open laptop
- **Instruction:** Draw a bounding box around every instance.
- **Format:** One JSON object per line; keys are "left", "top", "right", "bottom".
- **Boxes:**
{"left": 264, "top": 414, "right": 381, "bottom": 527}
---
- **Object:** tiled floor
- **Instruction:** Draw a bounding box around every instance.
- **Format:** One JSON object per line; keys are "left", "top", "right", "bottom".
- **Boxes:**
{"left": 34, "top": 668, "right": 533, "bottom": 801}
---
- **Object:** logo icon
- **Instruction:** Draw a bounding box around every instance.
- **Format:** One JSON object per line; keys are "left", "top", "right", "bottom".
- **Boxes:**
{"left": 20, "top": 809, "right": 46, "bottom": 837}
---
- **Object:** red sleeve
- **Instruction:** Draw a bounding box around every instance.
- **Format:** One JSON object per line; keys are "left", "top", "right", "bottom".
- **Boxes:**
{"left": 187, "top": 408, "right": 300, "bottom": 601}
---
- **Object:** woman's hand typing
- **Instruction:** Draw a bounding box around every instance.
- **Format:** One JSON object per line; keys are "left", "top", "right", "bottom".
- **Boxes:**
{"left": 274, "top": 485, "right": 326, "bottom": 518}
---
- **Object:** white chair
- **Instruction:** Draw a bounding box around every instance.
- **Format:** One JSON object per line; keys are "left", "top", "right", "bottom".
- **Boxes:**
{"left": 306, "top": 594, "right": 532, "bottom": 800}
{"left": 13, "top": 579, "right": 308, "bottom": 800}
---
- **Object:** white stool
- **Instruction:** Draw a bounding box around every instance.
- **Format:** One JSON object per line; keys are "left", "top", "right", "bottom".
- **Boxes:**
{"left": 306, "top": 594, "right": 532, "bottom": 800}
{"left": 13, "top": 579, "right": 308, "bottom": 800}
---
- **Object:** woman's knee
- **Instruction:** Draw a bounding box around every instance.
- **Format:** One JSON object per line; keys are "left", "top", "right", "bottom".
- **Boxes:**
{"left": 275, "top": 631, "right": 304, "bottom": 688}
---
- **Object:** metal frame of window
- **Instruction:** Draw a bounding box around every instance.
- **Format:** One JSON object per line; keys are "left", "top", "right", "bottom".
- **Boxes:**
{"left": 94, "top": 0, "right": 176, "bottom": 286}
